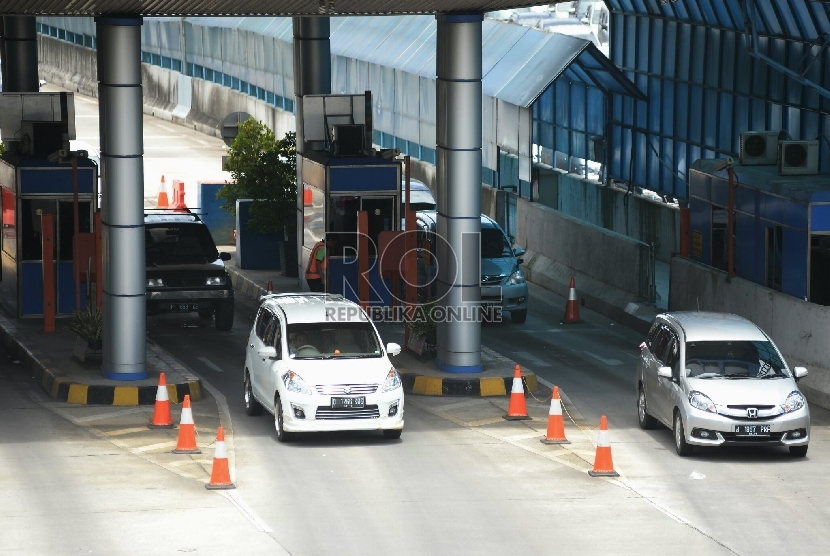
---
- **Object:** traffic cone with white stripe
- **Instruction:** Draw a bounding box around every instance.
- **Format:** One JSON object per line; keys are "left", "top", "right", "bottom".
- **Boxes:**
{"left": 205, "top": 426, "right": 235, "bottom": 490}
{"left": 172, "top": 395, "right": 201, "bottom": 454}
{"left": 562, "top": 277, "right": 582, "bottom": 324}
{"left": 157, "top": 175, "right": 169, "bottom": 208}
{"left": 503, "top": 364, "right": 531, "bottom": 421}
{"left": 588, "top": 415, "right": 619, "bottom": 477}
{"left": 148, "top": 372, "right": 175, "bottom": 429}
{"left": 267, "top": 280, "right": 273, "bottom": 293}
{"left": 541, "top": 386, "right": 569, "bottom": 444}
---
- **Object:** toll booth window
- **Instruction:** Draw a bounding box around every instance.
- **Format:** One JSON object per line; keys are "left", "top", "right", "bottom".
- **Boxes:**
{"left": 58, "top": 201, "right": 91, "bottom": 261}
{"left": 303, "top": 185, "right": 325, "bottom": 250}
{"left": 21, "top": 199, "right": 57, "bottom": 261}
{"left": 328, "top": 196, "right": 360, "bottom": 256}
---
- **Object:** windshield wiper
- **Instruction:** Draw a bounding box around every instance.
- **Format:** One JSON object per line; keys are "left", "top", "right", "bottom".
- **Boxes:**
{"left": 759, "top": 374, "right": 784, "bottom": 379}
{"left": 693, "top": 373, "right": 724, "bottom": 379}
{"left": 725, "top": 374, "right": 750, "bottom": 379}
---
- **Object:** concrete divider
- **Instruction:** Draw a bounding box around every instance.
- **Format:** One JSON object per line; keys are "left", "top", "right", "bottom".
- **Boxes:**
{"left": 670, "top": 256, "right": 830, "bottom": 410}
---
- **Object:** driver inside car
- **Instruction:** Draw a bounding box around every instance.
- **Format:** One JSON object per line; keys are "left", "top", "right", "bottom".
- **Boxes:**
{"left": 289, "top": 331, "right": 311, "bottom": 357}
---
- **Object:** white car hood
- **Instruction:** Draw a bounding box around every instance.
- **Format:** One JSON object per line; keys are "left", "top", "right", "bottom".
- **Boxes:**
{"left": 688, "top": 377, "right": 799, "bottom": 406}
{"left": 287, "top": 357, "right": 392, "bottom": 386}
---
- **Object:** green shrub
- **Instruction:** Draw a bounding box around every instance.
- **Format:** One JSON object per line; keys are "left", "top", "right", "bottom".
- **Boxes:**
{"left": 66, "top": 306, "right": 102, "bottom": 341}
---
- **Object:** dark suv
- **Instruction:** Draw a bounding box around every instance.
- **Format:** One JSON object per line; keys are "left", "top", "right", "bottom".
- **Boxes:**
{"left": 145, "top": 212, "right": 234, "bottom": 331}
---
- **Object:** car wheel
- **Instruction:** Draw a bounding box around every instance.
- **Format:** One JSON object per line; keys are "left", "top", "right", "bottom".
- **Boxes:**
{"left": 244, "top": 372, "right": 262, "bottom": 416}
{"left": 511, "top": 309, "right": 527, "bottom": 324}
{"left": 198, "top": 307, "right": 213, "bottom": 318}
{"left": 382, "top": 429, "right": 402, "bottom": 440}
{"left": 673, "top": 411, "right": 693, "bottom": 457}
{"left": 274, "top": 397, "right": 295, "bottom": 443}
{"left": 637, "top": 386, "right": 657, "bottom": 430}
{"left": 789, "top": 445, "right": 808, "bottom": 457}
{"left": 215, "top": 300, "right": 234, "bottom": 331}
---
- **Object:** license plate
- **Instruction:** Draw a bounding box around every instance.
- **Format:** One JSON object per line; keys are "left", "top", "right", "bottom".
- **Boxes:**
{"left": 170, "top": 303, "right": 197, "bottom": 312}
{"left": 735, "top": 424, "right": 771, "bottom": 436}
{"left": 331, "top": 396, "right": 365, "bottom": 409}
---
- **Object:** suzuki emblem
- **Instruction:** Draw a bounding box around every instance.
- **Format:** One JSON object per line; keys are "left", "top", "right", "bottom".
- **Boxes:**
{"left": 345, "top": 386, "right": 351, "bottom": 394}
{"left": 747, "top": 408, "right": 758, "bottom": 418}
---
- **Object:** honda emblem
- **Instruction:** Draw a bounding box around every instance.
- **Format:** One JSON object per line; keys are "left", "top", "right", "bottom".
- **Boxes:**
{"left": 747, "top": 408, "right": 758, "bottom": 418}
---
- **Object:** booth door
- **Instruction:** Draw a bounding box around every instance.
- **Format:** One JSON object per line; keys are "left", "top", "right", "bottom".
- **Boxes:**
{"left": 20, "top": 199, "right": 91, "bottom": 316}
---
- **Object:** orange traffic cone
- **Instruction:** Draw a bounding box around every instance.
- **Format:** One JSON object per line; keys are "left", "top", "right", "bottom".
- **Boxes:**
{"left": 588, "top": 415, "right": 619, "bottom": 477}
{"left": 503, "top": 364, "right": 531, "bottom": 421}
{"left": 172, "top": 180, "right": 187, "bottom": 212}
{"left": 148, "top": 372, "right": 175, "bottom": 429}
{"left": 267, "top": 280, "right": 273, "bottom": 293}
{"left": 562, "top": 277, "right": 582, "bottom": 324}
{"left": 172, "top": 395, "right": 201, "bottom": 454}
{"left": 205, "top": 426, "right": 235, "bottom": 490}
{"left": 541, "top": 386, "right": 569, "bottom": 444}
{"left": 157, "top": 175, "right": 169, "bottom": 208}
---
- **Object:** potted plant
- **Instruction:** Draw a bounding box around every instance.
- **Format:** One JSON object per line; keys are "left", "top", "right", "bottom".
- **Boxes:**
{"left": 405, "top": 300, "right": 437, "bottom": 358}
{"left": 66, "top": 306, "right": 102, "bottom": 358}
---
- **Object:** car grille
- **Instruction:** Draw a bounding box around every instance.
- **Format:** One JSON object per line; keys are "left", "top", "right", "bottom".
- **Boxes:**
{"left": 163, "top": 276, "right": 206, "bottom": 287}
{"left": 315, "top": 405, "right": 380, "bottom": 420}
{"left": 726, "top": 405, "right": 776, "bottom": 410}
{"left": 717, "top": 404, "right": 783, "bottom": 420}
{"left": 720, "top": 432, "right": 785, "bottom": 443}
{"left": 481, "top": 275, "right": 504, "bottom": 286}
{"left": 315, "top": 384, "right": 378, "bottom": 395}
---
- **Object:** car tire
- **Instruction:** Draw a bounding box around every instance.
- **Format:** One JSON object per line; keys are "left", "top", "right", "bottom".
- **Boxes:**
{"left": 673, "top": 411, "right": 693, "bottom": 457}
{"left": 382, "top": 429, "right": 402, "bottom": 440}
{"left": 637, "top": 386, "right": 657, "bottom": 430}
{"left": 274, "top": 397, "right": 295, "bottom": 443}
{"left": 511, "top": 309, "right": 527, "bottom": 324}
{"left": 244, "top": 372, "right": 262, "bottom": 417}
{"left": 789, "top": 445, "right": 808, "bottom": 457}
{"left": 215, "top": 300, "right": 234, "bottom": 331}
{"left": 198, "top": 307, "right": 213, "bottom": 318}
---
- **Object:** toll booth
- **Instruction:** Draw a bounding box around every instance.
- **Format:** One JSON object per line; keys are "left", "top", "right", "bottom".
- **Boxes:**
{"left": 0, "top": 92, "right": 98, "bottom": 317}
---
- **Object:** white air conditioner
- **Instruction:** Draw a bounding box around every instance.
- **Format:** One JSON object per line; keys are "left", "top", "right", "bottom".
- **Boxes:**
{"left": 778, "top": 140, "right": 819, "bottom": 176}
{"left": 739, "top": 131, "right": 779, "bottom": 165}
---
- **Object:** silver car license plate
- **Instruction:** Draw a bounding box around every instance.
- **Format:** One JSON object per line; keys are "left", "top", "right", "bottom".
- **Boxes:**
{"left": 331, "top": 396, "right": 365, "bottom": 409}
{"left": 735, "top": 424, "right": 770, "bottom": 436}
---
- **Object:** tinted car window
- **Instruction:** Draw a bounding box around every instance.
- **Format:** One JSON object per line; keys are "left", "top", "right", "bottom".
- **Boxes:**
{"left": 481, "top": 228, "right": 512, "bottom": 258}
{"left": 685, "top": 340, "right": 789, "bottom": 378}
{"left": 146, "top": 224, "right": 219, "bottom": 265}
{"left": 256, "top": 309, "right": 273, "bottom": 341}
{"left": 651, "top": 326, "right": 671, "bottom": 364}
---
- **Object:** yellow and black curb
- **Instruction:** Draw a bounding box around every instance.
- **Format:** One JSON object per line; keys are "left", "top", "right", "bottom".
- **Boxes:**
{"left": 0, "top": 316, "right": 202, "bottom": 406}
{"left": 399, "top": 368, "right": 538, "bottom": 397}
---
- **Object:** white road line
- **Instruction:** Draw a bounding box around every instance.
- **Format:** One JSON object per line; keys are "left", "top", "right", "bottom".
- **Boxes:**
{"left": 432, "top": 399, "right": 492, "bottom": 412}
{"left": 584, "top": 352, "right": 623, "bottom": 366}
{"left": 220, "top": 491, "right": 276, "bottom": 535}
{"left": 74, "top": 407, "right": 145, "bottom": 422}
{"left": 134, "top": 440, "right": 177, "bottom": 453}
{"left": 103, "top": 427, "right": 151, "bottom": 437}
{"left": 513, "top": 351, "right": 552, "bottom": 367}
{"left": 198, "top": 356, "right": 224, "bottom": 373}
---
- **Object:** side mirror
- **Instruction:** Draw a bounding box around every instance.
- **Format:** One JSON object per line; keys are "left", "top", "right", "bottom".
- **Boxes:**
{"left": 258, "top": 346, "right": 277, "bottom": 359}
{"left": 793, "top": 366, "right": 808, "bottom": 380}
{"left": 581, "top": 16, "right": 589, "bottom": 24}
{"left": 387, "top": 342, "right": 402, "bottom": 356}
{"left": 516, "top": 258, "right": 524, "bottom": 265}
{"left": 513, "top": 247, "right": 526, "bottom": 258}
{"left": 657, "top": 366, "right": 672, "bottom": 379}
{"left": 219, "top": 252, "right": 231, "bottom": 261}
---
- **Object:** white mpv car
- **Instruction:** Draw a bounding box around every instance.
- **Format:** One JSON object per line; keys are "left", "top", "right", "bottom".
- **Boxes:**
{"left": 636, "top": 312, "right": 810, "bottom": 457}
{"left": 243, "top": 293, "right": 404, "bottom": 441}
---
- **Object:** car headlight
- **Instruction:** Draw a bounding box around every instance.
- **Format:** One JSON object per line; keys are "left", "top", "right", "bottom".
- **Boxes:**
{"left": 147, "top": 278, "right": 164, "bottom": 287}
{"left": 689, "top": 391, "right": 716, "bottom": 413}
{"left": 783, "top": 391, "right": 806, "bottom": 413}
{"left": 282, "top": 371, "right": 312, "bottom": 395}
{"left": 205, "top": 276, "right": 224, "bottom": 286}
{"left": 508, "top": 268, "right": 525, "bottom": 285}
{"left": 383, "top": 368, "right": 402, "bottom": 392}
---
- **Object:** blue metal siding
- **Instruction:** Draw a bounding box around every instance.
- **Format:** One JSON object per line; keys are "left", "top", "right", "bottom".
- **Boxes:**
{"left": 689, "top": 196, "right": 712, "bottom": 265}
{"left": 783, "top": 228, "right": 808, "bottom": 298}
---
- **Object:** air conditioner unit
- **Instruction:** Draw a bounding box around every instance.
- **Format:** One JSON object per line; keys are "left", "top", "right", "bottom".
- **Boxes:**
{"left": 778, "top": 140, "right": 819, "bottom": 176}
{"left": 739, "top": 131, "right": 779, "bottom": 165}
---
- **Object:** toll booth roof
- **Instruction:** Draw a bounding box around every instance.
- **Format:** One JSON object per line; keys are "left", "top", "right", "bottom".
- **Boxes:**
{"left": 303, "top": 150, "right": 400, "bottom": 167}
{"left": 692, "top": 158, "right": 830, "bottom": 203}
{"left": 1, "top": 153, "right": 98, "bottom": 169}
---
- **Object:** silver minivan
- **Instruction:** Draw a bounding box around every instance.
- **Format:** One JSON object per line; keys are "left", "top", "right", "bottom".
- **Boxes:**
{"left": 636, "top": 312, "right": 810, "bottom": 457}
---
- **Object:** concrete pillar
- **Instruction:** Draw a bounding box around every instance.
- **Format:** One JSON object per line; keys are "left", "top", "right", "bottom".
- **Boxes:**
{"left": 293, "top": 16, "right": 330, "bottom": 280}
{"left": 96, "top": 16, "right": 147, "bottom": 380}
{"left": 435, "top": 15, "right": 483, "bottom": 373}
{"left": 1, "top": 16, "right": 38, "bottom": 92}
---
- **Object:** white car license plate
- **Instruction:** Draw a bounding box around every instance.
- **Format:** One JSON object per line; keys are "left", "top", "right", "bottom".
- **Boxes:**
{"left": 735, "top": 424, "right": 770, "bottom": 435}
{"left": 331, "top": 396, "right": 365, "bottom": 409}
{"left": 170, "top": 303, "right": 197, "bottom": 312}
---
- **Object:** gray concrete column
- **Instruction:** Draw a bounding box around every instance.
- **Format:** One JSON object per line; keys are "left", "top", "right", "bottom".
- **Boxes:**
{"left": 293, "top": 16, "right": 330, "bottom": 280}
{"left": 435, "top": 14, "right": 483, "bottom": 373}
{"left": 1, "top": 16, "right": 38, "bottom": 92}
{"left": 96, "top": 16, "right": 147, "bottom": 380}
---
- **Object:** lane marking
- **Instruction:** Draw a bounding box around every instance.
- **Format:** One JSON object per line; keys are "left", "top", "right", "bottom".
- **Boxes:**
{"left": 134, "top": 441, "right": 177, "bottom": 453}
{"left": 513, "top": 351, "right": 552, "bottom": 367}
{"left": 75, "top": 407, "right": 145, "bottom": 422}
{"left": 103, "top": 427, "right": 151, "bottom": 437}
{"left": 198, "top": 356, "right": 225, "bottom": 373}
{"left": 220, "top": 491, "right": 276, "bottom": 535}
{"left": 432, "top": 399, "right": 492, "bottom": 412}
{"left": 584, "top": 352, "right": 623, "bottom": 366}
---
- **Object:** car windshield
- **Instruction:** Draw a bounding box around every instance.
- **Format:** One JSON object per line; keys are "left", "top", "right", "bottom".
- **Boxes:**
{"left": 146, "top": 224, "right": 219, "bottom": 265}
{"left": 286, "top": 321, "right": 382, "bottom": 359}
{"left": 685, "top": 340, "right": 790, "bottom": 379}
{"left": 481, "top": 228, "right": 513, "bottom": 258}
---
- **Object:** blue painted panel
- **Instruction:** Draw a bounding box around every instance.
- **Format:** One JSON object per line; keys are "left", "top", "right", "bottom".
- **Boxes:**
{"left": 810, "top": 205, "right": 830, "bottom": 232}
{"left": 662, "top": 81, "right": 674, "bottom": 135}
{"left": 735, "top": 212, "right": 756, "bottom": 280}
{"left": 21, "top": 261, "right": 61, "bottom": 316}
{"left": 328, "top": 257, "right": 391, "bottom": 305}
{"left": 718, "top": 93, "right": 734, "bottom": 151}
{"left": 784, "top": 200, "right": 808, "bottom": 231}
{"left": 198, "top": 182, "right": 235, "bottom": 245}
{"left": 235, "top": 200, "right": 281, "bottom": 270}
{"left": 689, "top": 86, "right": 703, "bottom": 144}
{"left": 20, "top": 168, "right": 95, "bottom": 194}
{"left": 736, "top": 185, "right": 757, "bottom": 215}
{"left": 711, "top": 174, "right": 728, "bottom": 207}
{"left": 763, "top": 193, "right": 784, "bottom": 224}
{"left": 57, "top": 261, "right": 86, "bottom": 314}
{"left": 782, "top": 228, "right": 807, "bottom": 299}
{"left": 689, "top": 197, "right": 712, "bottom": 264}
{"left": 329, "top": 166, "right": 398, "bottom": 192}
